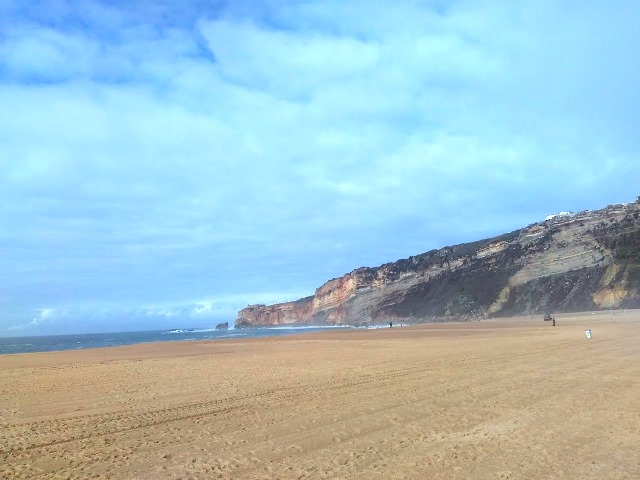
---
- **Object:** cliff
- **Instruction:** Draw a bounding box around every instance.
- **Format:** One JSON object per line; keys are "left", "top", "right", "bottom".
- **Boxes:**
{"left": 236, "top": 198, "right": 640, "bottom": 327}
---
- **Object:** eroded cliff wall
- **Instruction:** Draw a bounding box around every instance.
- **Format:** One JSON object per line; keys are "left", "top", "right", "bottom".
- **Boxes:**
{"left": 236, "top": 199, "right": 640, "bottom": 327}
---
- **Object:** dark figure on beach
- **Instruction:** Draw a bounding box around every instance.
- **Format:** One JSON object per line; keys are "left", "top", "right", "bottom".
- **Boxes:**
{"left": 389, "top": 321, "right": 393, "bottom": 328}
{"left": 553, "top": 318, "right": 556, "bottom": 326}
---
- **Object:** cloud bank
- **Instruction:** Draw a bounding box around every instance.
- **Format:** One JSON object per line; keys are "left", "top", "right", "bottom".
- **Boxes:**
{"left": 1, "top": 1, "right": 639, "bottom": 334}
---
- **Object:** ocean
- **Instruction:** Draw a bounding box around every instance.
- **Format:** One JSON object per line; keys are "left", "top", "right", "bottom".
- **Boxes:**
{"left": 0, "top": 325, "right": 357, "bottom": 355}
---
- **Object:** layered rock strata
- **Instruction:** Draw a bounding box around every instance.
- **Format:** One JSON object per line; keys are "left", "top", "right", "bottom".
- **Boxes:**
{"left": 236, "top": 198, "right": 640, "bottom": 327}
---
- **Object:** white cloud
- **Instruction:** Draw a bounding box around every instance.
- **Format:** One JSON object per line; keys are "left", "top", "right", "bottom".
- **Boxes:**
{"left": 191, "top": 302, "right": 214, "bottom": 317}
{"left": 7, "top": 308, "right": 56, "bottom": 332}
{"left": 1, "top": 1, "right": 639, "bottom": 334}
{"left": 199, "top": 19, "right": 380, "bottom": 97}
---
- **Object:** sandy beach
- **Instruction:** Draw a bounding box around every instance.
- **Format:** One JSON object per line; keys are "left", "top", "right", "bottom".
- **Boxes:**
{"left": 1, "top": 312, "right": 639, "bottom": 479}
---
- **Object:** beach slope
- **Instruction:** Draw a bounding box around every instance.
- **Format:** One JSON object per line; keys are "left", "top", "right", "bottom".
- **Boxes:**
{"left": 1, "top": 312, "right": 639, "bottom": 479}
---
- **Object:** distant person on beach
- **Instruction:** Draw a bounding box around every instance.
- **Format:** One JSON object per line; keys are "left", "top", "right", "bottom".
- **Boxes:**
{"left": 389, "top": 321, "right": 393, "bottom": 328}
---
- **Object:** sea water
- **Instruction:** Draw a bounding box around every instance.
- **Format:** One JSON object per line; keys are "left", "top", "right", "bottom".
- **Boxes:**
{"left": 0, "top": 325, "right": 357, "bottom": 355}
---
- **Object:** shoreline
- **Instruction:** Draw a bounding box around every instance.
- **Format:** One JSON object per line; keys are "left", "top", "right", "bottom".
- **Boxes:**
{"left": 3, "top": 308, "right": 636, "bottom": 358}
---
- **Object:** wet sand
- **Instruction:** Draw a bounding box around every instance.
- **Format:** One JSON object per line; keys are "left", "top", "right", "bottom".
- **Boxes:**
{"left": 1, "top": 311, "right": 639, "bottom": 479}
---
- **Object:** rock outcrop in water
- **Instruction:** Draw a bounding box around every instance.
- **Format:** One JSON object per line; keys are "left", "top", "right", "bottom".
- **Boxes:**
{"left": 236, "top": 198, "right": 640, "bottom": 327}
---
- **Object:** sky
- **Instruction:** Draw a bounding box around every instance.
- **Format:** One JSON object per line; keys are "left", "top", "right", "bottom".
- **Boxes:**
{"left": 1, "top": 0, "right": 639, "bottom": 335}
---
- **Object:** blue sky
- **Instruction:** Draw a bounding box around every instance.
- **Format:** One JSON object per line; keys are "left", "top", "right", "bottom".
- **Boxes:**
{"left": 1, "top": 0, "right": 639, "bottom": 335}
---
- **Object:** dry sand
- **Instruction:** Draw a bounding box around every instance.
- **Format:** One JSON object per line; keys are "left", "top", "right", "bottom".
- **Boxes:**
{"left": 1, "top": 312, "right": 639, "bottom": 479}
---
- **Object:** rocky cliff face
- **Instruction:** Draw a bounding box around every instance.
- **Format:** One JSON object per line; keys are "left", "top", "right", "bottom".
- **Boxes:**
{"left": 236, "top": 198, "right": 640, "bottom": 327}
